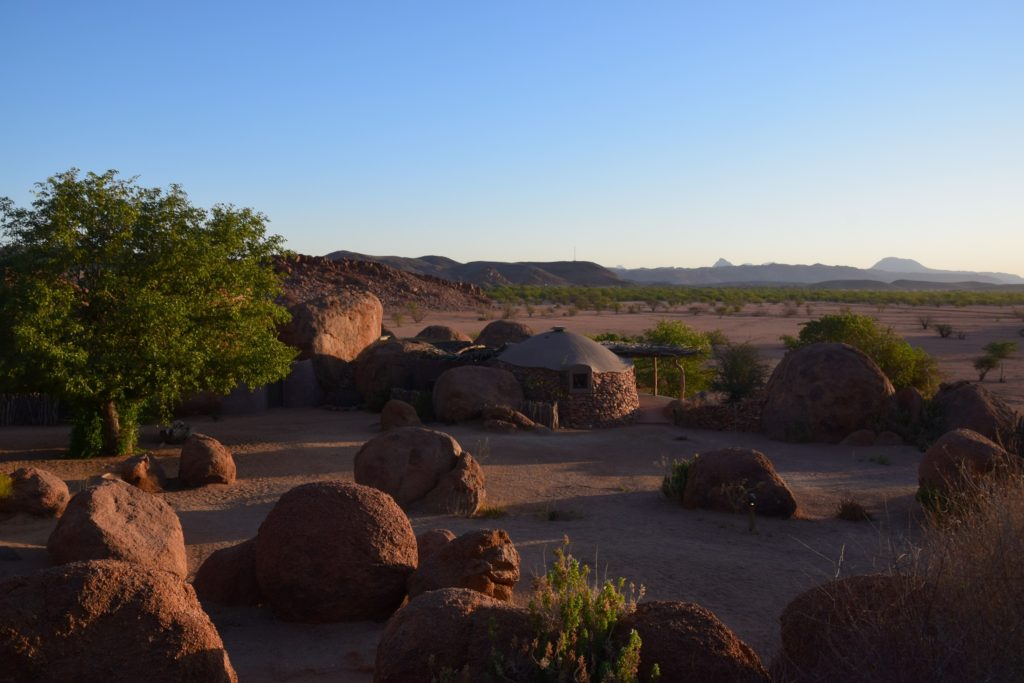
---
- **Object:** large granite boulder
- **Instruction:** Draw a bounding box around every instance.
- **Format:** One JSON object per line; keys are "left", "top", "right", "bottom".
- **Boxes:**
{"left": 179, "top": 433, "right": 236, "bottom": 487}
{"left": 433, "top": 366, "right": 524, "bottom": 423}
{"left": 116, "top": 454, "right": 169, "bottom": 493}
{"left": 407, "top": 529, "right": 520, "bottom": 602}
{"left": 919, "top": 428, "right": 1010, "bottom": 495}
{"left": 354, "top": 338, "right": 448, "bottom": 410}
{"left": 355, "top": 427, "right": 488, "bottom": 515}
{"left": 278, "top": 290, "right": 383, "bottom": 391}
{"left": 193, "top": 538, "right": 261, "bottom": 607}
{"left": 682, "top": 448, "right": 798, "bottom": 518}
{"left": 47, "top": 480, "right": 187, "bottom": 578}
{"left": 474, "top": 320, "right": 534, "bottom": 348}
{"left": 613, "top": 601, "right": 769, "bottom": 683}
{"left": 374, "top": 588, "right": 532, "bottom": 683}
{"left": 254, "top": 481, "right": 417, "bottom": 622}
{"left": 762, "top": 343, "right": 895, "bottom": 443}
{"left": 931, "top": 381, "right": 1022, "bottom": 452}
{"left": 0, "top": 559, "right": 237, "bottom": 682}
{"left": 354, "top": 427, "right": 462, "bottom": 506}
{"left": 0, "top": 467, "right": 69, "bottom": 517}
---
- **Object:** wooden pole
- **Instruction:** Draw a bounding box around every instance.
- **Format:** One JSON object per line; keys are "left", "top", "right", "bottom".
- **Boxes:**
{"left": 653, "top": 357, "right": 658, "bottom": 396}
{"left": 677, "top": 361, "right": 686, "bottom": 399}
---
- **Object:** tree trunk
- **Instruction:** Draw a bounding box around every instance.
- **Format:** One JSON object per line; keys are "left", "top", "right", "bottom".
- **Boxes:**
{"left": 100, "top": 400, "right": 122, "bottom": 455}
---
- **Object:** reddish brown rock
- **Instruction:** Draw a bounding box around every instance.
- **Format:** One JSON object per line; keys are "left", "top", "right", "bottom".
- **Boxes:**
{"left": 894, "top": 386, "right": 924, "bottom": 426}
{"left": 474, "top": 320, "right": 534, "bottom": 348}
{"left": 614, "top": 601, "right": 769, "bottom": 683}
{"left": 193, "top": 538, "right": 261, "bottom": 607}
{"left": 775, "top": 574, "right": 942, "bottom": 682}
{"left": 254, "top": 481, "right": 417, "bottom": 622}
{"left": 0, "top": 560, "right": 237, "bottom": 682}
{"left": 278, "top": 289, "right": 383, "bottom": 390}
{"left": 380, "top": 399, "right": 422, "bottom": 431}
{"left": 482, "top": 404, "right": 544, "bottom": 431}
{"left": 47, "top": 480, "right": 188, "bottom": 578}
{"left": 0, "top": 467, "right": 69, "bottom": 517}
{"left": 416, "top": 325, "right": 471, "bottom": 342}
{"left": 421, "top": 452, "right": 487, "bottom": 516}
{"left": 762, "top": 343, "right": 895, "bottom": 443}
{"left": 919, "top": 428, "right": 1009, "bottom": 495}
{"left": 932, "top": 381, "right": 1023, "bottom": 452}
{"left": 483, "top": 418, "right": 517, "bottom": 433}
{"left": 682, "top": 448, "right": 797, "bottom": 518}
{"left": 117, "top": 454, "right": 169, "bottom": 493}
{"left": 841, "top": 429, "right": 877, "bottom": 447}
{"left": 407, "top": 529, "right": 520, "bottom": 602}
{"left": 180, "top": 433, "right": 236, "bottom": 487}
{"left": 875, "top": 430, "right": 904, "bottom": 446}
{"left": 353, "top": 338, "right": 448, "bottom": 409}
{"left": 354, "top": 427, "right": 463, "bottom": 507}
{"left": 433, "top": 366, "right": 524, "bottom": 423}
{"left": 415, "top": 528, "right": 456, "bottom": 564}
{"left": 374, "top": 587, "right": 531, "bottom": 683}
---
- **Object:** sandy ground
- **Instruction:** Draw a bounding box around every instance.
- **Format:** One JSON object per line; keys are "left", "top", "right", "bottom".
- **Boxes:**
{"left": 0, "top": 303, "right": 1019, "bottom": 681}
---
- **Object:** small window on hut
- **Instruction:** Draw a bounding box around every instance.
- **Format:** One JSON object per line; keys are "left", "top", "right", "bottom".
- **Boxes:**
{"left": 568, "top": 364, "right": 592, "bottom": 393}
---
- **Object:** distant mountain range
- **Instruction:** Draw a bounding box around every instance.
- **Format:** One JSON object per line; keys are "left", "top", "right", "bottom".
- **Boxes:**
{"left": 326, "top": 251, "right": 1024, "bottom": 289}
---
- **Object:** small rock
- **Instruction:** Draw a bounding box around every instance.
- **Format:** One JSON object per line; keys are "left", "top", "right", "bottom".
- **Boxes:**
{"left": 1, "top": 467, "right": 70, "bottom": 517}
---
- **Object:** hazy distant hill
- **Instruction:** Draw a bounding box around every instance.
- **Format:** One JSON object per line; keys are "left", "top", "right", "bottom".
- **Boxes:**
{"left": 614, "top": 258, "right": 1024, "bottom": 286}
{"left": 324, "top": 250, "right": 1024, "bottom": 289}
{"left": 326, "top": 251, "right": 626, "bottom": 287}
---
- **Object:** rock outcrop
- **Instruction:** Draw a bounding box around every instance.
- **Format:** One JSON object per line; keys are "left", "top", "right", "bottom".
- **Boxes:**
{"left": 0, "top": 559, "right": 237, "bottom": 682}
{"left": 682, "top": 448, "right": 797, "bottom": 518}
{"left": 254, "top": 481, "right": 417, "bottom": 622}
{"left": 355, "top": 427, "right": 487, "bottom": 515}
{"left": 179, "top": 433, "right": 236, "bottom": 487}
{"left": 919, "top": 428, "right": 1010, "bottom": 495}
{"left": 407, "top": 529, "right": 520, "bottom": 602}
{"left": 353, "top": 338, "right": 448, "bottom": 409}
{"left": 0, "top": 467, "right": 69, "bottom": 517}
{"left": 614, "top": 601, "right": 769, "bottom": 683}
{"left": 374, "top": 588, "right": 531, "bottom": 683}
{"left": 416, "top": 325, "right": 472, "bottom": 342}
{"left": 47, "top": 480, "right": 188, "bottom": 578}
{"left": 762, "top": 343, "right": 895, "bottom": 443}
{"left": 931, "top": 381, "right": 1023, "bottom": 452}
{"left": 433, "top": 366, "right": 524, "bottom": 423}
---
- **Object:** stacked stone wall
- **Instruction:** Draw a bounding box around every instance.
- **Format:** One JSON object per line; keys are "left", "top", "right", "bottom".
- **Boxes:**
{"left": 499, "top": 364, "right": 638, "bottom": 429}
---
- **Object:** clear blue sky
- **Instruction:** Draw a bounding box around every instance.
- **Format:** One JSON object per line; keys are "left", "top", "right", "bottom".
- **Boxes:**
{"left": 3, "top": 1, "right": 1022, "bottom": 274}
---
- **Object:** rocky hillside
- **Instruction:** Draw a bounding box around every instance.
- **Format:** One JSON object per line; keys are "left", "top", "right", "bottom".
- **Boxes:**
{"left": 276, "top": 254, "right": 490, "bottom": 310}
{"left": 326, "top": 250, "right": 625, "bottom": 287}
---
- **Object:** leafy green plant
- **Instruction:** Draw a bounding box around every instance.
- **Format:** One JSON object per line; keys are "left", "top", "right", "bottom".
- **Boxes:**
{"left": 787, "top": 313, "right": 941, "bottom": 395}
{"left": 935, "top": 323, "right": 954, "bottom": 338}
{"left": 661, "top": 458, "right": 691, "bottom": 503}
{"left": 527, "top": 539, "right": 654, "bottom": 682}
{"left": 981, "top": 341, "right": 1017, "bottom": 382}
{"left": 711, "top": 343, "right": 768, "bottom": 403}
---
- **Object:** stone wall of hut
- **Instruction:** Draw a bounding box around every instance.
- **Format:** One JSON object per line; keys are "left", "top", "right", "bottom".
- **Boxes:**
{"left": 499, "top": 363, "right": 639, "bottom": 428}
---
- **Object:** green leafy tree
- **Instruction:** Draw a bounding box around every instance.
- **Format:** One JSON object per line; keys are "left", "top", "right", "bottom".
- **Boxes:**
{"left": 980, "top": 341, "right": 1017, "bottom": 382}
{"left": 787, "top": 312, "right": 941, "bottom": 395}
{"left": 711, "top": 342, "right": 769, "bottom": 402}
{"left": 0, "top": 170, "right": 295, "bottom": 457}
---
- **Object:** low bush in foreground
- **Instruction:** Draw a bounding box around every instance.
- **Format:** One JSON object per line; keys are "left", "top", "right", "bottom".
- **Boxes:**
{"left": 660, "top": 459, "right": 691, "bottom": 503}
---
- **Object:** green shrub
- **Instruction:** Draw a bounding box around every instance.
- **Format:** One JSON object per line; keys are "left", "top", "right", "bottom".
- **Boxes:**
{"left": 528, "top": 540, "right": 655, "bottom": 682}
{"left": 661, "top": 459, "right": 691, "bottom": 502}
{"left": 711, "top": 343, "right": 768, "bottom": 403}
{"left": 0, "top": 473, "right": 12, "bottom": 501}
{"left": 935, "top": 323, "right": 954, "bottom": 338}
{"left": 788, "top": 313, "right": 941, "bottom": 396}
{"left": 68, "top": 401, "right": 141, "bottom": 459}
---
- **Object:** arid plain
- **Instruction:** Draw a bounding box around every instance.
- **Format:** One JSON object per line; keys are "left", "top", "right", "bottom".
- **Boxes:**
{"left": 1, "top": 302, "right": 1021, "bottom": 682}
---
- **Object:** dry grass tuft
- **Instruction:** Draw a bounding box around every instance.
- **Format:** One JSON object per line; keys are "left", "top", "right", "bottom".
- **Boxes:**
{"left": 835, "top": 498, "right": 872, "bottom": 521}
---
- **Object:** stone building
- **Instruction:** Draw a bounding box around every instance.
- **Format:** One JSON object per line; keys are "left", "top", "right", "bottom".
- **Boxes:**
{"left": 497, "top": 327, "right": 639, "bottom": 428}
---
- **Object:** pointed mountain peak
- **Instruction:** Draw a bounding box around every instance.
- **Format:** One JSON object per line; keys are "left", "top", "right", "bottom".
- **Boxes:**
{"left": 872, "top": 257, "right": 929, "bottom": 272}
{"left": 712, "top": 258, "right": 733, "bottom": 268}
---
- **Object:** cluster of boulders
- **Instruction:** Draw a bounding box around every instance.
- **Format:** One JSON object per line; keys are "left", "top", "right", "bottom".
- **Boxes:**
{"left": 114, "top": 433, "right": 236, "bottom": 493}
{"left": 354, "top": 427, "right": 487, "bottom": 515}
{"left": 193, "top": 480, "right": 523, "bottom": 626}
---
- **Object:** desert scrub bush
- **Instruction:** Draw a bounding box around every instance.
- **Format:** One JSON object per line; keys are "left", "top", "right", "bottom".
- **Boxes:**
{"left": 787, "top": 313, "right": 941, "bottom": 396}
{"left": 711, "top": 343, "right": 768, "bottom": 403}
{"left": 975, "top": 341, "right": 1018, "bottom": 382}
{"left": 528, "top": 539, "right": 656, "bottom": 682}
{"left": 934, "top": 323, "right": 953, "bottom": 338}
{"left": 835, "top": 498, "right": 872, "bottom": 521}
{"left": 660, "top": 458, "right": 691, "bottom": 503}
{"left": 406, "top": 302, "right": 427, "bottom": 324}
{"left": 0, "top": 473, "right": 12, "bottom": 501}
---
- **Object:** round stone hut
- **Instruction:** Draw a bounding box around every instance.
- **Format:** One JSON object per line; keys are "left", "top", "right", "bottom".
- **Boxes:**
{"left": 497, "top": 327, "right": 639, "bottom": 428}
